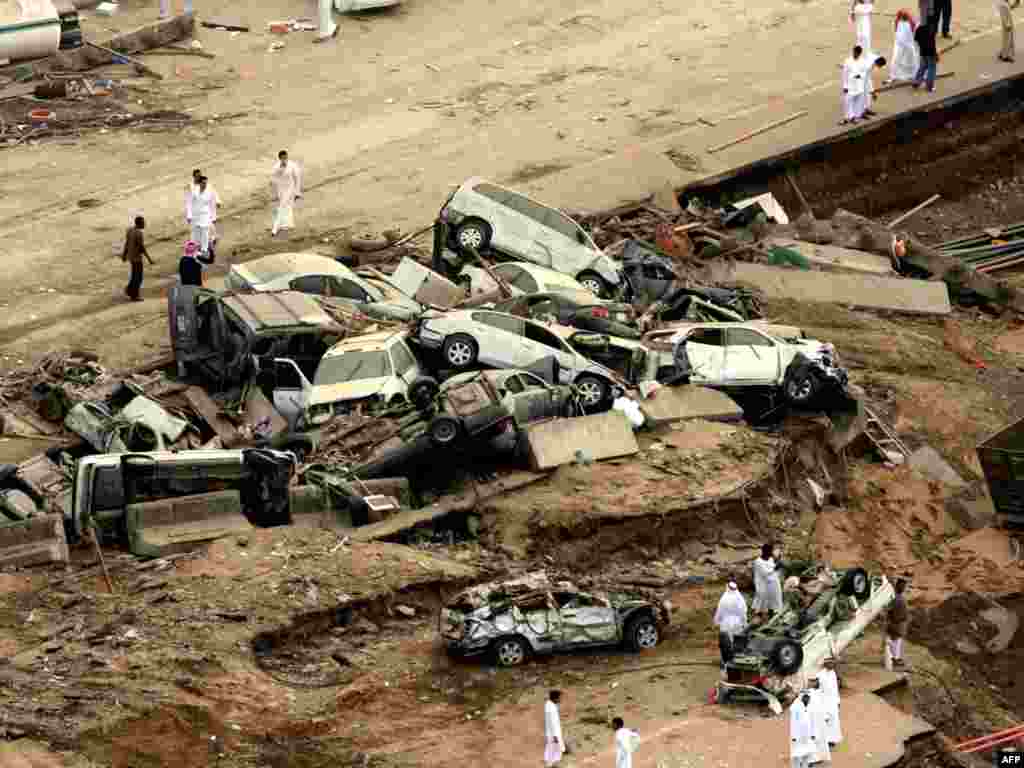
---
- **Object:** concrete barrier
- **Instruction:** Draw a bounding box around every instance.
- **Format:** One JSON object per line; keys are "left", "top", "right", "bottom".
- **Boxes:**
{"left": 126, "top": 489, "right": 253, "bottom": 558}
{"left": 524, "top": 412, "right": 639, "bottom": 471}
{"left": 640, "top": 386, "right": 743, "bottom": 426}
{"left": 0, "top": 515, "right": 69, "bottom": 568}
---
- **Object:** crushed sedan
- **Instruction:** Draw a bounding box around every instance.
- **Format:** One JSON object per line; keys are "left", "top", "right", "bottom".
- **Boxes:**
{"left": 441, "top": 572, "right": 672, "bottom": 666}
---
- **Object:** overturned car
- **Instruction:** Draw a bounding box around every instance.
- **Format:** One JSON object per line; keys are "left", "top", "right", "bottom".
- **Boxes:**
{"left": 718, "top": 564, "right": 894, "bottom": 706}
{"left": 441, "top": 573, "right": 671, "bottom": 667}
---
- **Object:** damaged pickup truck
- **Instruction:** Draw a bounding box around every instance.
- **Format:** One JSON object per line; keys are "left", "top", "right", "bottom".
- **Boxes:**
{"left": 441, "top": 573, "right": 672, "bottom": 667}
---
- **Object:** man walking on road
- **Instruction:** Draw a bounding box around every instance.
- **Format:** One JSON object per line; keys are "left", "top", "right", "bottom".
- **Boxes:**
{"left": 713, "top": 580, "right": 747, "bottom": 670}
{"left": 188, "top": 175, "right": 216, "bottom": 257}
{"left": 121, "top": 215, "right": 153, "bottom": 301}
{"left": 817, "top": 658, "right": 843, "bottom": 748}
{"left": 913, "top": 21, "right": 939, "bottom": 92}
{"left": 271, "top": 150, "right": 302, "bottom": 236}
{"left": 999, "top": 0, "right": 1020, "bottom": 61}
{"left": 544, "top": 690, "right": 565, "bottom": 766}
{"left": 789, "top": 690, "right": 818, "bottom": 768}
{"left": 612, "top": 717, "right": 639, "bottom": 768}
{"left": 885, "top": 578, "right": 910, "bottom": 669}
{"left": 934, "top": 0, "right": 952, "bottom": 37}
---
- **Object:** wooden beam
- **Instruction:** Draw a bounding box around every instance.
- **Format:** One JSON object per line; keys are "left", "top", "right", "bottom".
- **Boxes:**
{"left": 706, "top": 111, "right": 808, "bottom": 155}
{"left": 888, "top": 194, "right": 941, "bottom": 229}
{"left": 86, "top": 41, "right": 163, "bottom": 79}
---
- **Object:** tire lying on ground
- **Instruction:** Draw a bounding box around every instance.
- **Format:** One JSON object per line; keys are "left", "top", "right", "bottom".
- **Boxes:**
{"left": 770, "top": 638, "right": 804, "bottom": 675}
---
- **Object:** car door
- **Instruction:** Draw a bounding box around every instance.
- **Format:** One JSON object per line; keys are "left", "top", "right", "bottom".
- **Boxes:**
{"left": 501, "top": 191, "right": 548, "bottom": 265}
{"left": 271, "top": 358, "right": 312, "bottom": 431}
{"left": 390, "top": 339, "right": 422, "bottom": 389}
{"left": 680, "top": 328, "right": 727, "bottom": 383}
{"left": 723, "top": 327, "right": 781, "bottom": 383}
{"left": 469, "top": 311, "right": 527, "bottom": 368}
{"left": 538, "top": 207, "right": 592, "bottom": 277}
{"left": 522, "top": 320, "right": 577, "bottom": 381}
{"left": 555, "top": 592, "right": 619, "bottom": 646}
{"left": 476, "top": 184, "right": 530, "bottom": 257}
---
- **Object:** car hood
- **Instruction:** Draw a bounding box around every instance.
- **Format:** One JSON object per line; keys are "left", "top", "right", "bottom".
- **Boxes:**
{"left": 308, "top": 378, "right": 390, "bottom": 405}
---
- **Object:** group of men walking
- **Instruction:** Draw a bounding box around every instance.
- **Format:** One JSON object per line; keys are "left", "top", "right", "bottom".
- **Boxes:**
{"left": 119, "top": 151, "right": 303, "bottom": 300}
{"left": 543, "top": 691, "right": 639, "bottom": 767}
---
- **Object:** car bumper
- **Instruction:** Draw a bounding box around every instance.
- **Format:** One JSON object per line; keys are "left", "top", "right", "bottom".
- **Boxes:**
{"left": 444, "top": 637, "right": 490, "bottom": 656}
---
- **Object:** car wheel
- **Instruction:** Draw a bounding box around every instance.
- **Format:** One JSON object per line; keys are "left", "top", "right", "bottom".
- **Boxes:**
{"left": 625, "top": 614, "right": 659, "bottom": 652}
{"left": 770, "top": 639, "right": 804, "bottom": 675}
{"left": 408, "top": 376, "right": 440, "bottom": 410}
{"left": 442, "top": 334, "right": 478, "bottom": 369}
{"left": 493, "top": 636, "right": 528, "bottom": 667}
{"left": 428, "top": 415, "right": 461, "bottom": 446}
{"left": 455, "top": 219, "right": 492, "bottom": 253}
{"left": 574, "top": 374, "right": 609, "bottom": 410}
{"left": 577, "top": 271, "right": 609, "bottom": 298}
{"left": 784, "top": 370, "right": 821, "bottom": 406}
{"left": 840, "top": 567, "right": 870, "bottom": 599}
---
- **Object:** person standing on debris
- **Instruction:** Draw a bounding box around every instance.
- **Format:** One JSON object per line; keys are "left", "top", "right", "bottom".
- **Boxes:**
{"left": 188, "top": 175, "right": 216, "bottom": 257}
{"left": 817, "top": 657, "right": 843, "bottom": 748}
{"left": 850, "top": 0, "right": 875, "bottom": 53}
{"left": 270, "top": 149, "right": 303, "bottom": 237}
{"left": 789, "top": 690, "right": 818, "bottom": 768}
{"left": 841, "top": 46, "right": 870, "bottom": 125}
{"left": 612, "top": 717, "right": 639, "bottom": 768}
{"left": 913, "top": 21, "right": 940, "bottom": 92}
{"left": 713, "top": 580, "right": 747, "bottom": 670}
{"left": 752, "top": 543, "right": 783, "bottom": 617}
{"left": 121, "top": 215, "right": 154, "bottom": 302}
{"left": 885, "top": 578, "right": 910, "bottom": 669}
{"left": 998, "top": 0, "right": 1020, "bottom": 61}
{"left": 544, "top": 690, "right": 565, "bottom": 766}
{"left": 185, "top": 168, "right": 200, "bottom": 223}
{"left": 889, "top": 10, "right": 920, "bottom": 82}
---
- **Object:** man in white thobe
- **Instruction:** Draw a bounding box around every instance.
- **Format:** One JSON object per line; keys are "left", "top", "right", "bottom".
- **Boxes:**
{"left": 807, "top": 682, "right": 832, "bottom": 764}
{"left": 271, "top": 149, "right": 302, "bottom": 236}
{"left": 790, "top": 691, "right": 818, "bottom": 768}
{"left": 544, "top": 690, "right": 565, "bottom": 766}
{"left": 188, "top": 176, "right": 216, "bottom": 257}
{"left": 612, "top": 717, "right": 639, "bottom": 768}
{"left": 851, "top": 0, "right": 874, "bottom": 51}
{"left": 842, "top": 46, "right": 869, "bottom": 123}
{"left": 714, "top": 581, "right": 747, "bottom": 671}
{"left": 817, "top": 658, "right": 843, "bottom": 747}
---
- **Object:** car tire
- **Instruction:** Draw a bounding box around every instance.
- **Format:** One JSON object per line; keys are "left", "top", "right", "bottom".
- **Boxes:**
{"left": 428, "top": 415, "right": 461, "bottom": 446}
{"left": 770, "top": 639, "right": 804, "bottom": 675}
{"left": 574, "top": 374, "right": 610, "bottom": 411}
{"left": 492, "top": 636, "right": 529, "bottom": 667}
{"left": 625, "top": 613, "right": 660, "bottom": 652}
{"left": 408, "top": 376, "right": 440, "bottom": 410}
{"left": 442, "top": 334, "right": 478, "bottom": 369}
{"left": 783, "top": 370, "right": 821, "bottom": 406}
{"left": 577, "top": 271, "right": 609, "bottom": 298}
{"left": 455, "top": 219, "right": 492, "bottom": 254}
{"left": 839, "top": 567, "right": 870, "bottom": 599}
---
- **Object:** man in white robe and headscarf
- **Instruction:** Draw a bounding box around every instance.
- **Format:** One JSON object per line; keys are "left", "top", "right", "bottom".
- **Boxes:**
{"left": 807, "top": 680, "right": 833, "bottom": 764}
{"left": 752, "top": 543, "right": 783, "bottom": 616}
{"left": 714, "top": 581, "right": 747, "bottom": 671}
{"left": 789, "top": 690, "right": 818, "bottom": 768}
{"left": 841, "top": 46, "right": 870, "bottom": 124}
{"left": 851, "top": 0, "right": 875, "bottom": 50}
{"left": 890, "top": 10, "right": 921, "bottom": 80}
{"left": 271, "top": 149, "right": 303, "bottom": 236}
{"left": 817, "top": 658, "right": 844, "bottom": 748}
{"left": 544, "top": 690, "right": 565, "bottom": 766}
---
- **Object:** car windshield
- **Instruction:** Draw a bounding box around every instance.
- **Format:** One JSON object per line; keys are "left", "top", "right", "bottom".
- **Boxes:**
{"left": 313, "top": 350, "right": 391, "bottom": 384}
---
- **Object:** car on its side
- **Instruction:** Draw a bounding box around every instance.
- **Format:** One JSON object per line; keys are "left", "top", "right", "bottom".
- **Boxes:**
{"left": 440, "top": 178, "right": 623, "bottom": 297}
{"left": 441, "top": 572, "right": 672, "bottom": 667}
{"left": 493, "top": 290, "right": 640, "bottom": 339}
{"left": 415, "top": 309, "right": 623, "bottom": 411}
{"left": 225, "top": 252, "right": 423, "bottom": 322}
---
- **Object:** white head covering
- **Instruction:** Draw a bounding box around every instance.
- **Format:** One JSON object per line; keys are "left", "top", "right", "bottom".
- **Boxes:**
{"left": 727, "top": 581, "right": 738, "bottom": 590}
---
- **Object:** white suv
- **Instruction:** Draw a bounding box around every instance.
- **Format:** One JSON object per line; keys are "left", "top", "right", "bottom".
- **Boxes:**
{"left": 440, "top": 177, "right": 623, "bottom": 298}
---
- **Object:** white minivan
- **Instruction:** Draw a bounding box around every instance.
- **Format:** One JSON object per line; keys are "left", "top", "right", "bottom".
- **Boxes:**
{"left": 440, "top": 178, "right": 623, "bottom": 298}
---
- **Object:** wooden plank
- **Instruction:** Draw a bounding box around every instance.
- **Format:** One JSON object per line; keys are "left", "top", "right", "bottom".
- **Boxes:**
{"left": 888, "top": 194, "right": 941, "bottom": 229}
{"left": 0, "top": 83, "right": 35, "bottom": 101}
{"left": 86, "top": 41, "right": 163, "bottom": 79}
{"left": 706, "top": 111, "right": 808, "bottom": 155}
{"left": 200, "top": 17, "right": 250, "bottom": 32}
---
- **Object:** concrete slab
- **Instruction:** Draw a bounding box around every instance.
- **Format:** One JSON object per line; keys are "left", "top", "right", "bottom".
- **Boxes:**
{"left": 0, "top": 515, "right": 69, "bottom": 568}
{"left": 908, "top": 445, "right": 968, "bottom": 487}
{"left": 708, "top": 262, "right": 952, "bottom": 316}
{"left": 126, "top": 489, "right": 253, "bottom": 558}
{"left": 639, "top": 385, "right": 743, "bottom": 426}
{"left": 767, "top": 239, "right": 895, "bottom": 275}
{"left": 524, "top": 412, "right": 639, "bottom": 471}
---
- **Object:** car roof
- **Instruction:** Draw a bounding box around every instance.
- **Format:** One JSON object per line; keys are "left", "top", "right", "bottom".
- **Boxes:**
{"left": 231, "top": 252, "right": 355, "bottom": 285}
{"left": 460, "top": 177, "right": 572, "bottom": 218}
{"left": 323, "top": 329, "right": 408, "bottom": 357}
{"left": 220, "top": 291, "right": 340, "bottom": 331}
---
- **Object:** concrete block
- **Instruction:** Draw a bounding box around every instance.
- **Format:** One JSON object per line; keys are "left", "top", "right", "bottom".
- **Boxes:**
{"left": 908, "top": 445, "right": 967, "bottom": 487}
{"left": 126, "top": 489, "right": 253, "bottom": 558}
{"left": 0, "top": 515, "right": 69, "bottom": 568}
{"left": 639, "top": 386, "right": 742, "bottom": 426}
{"left": 524, "top": 412, "right": 639, "bottom": 471}
{"left": 708, "top": 262, "right": 951, "bottom": 316}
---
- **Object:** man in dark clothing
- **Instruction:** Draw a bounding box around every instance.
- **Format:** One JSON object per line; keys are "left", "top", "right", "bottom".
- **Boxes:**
{"left": 934, "top": 0, "right": 952, "bottom": 37}
{"left": 885, "top": 578, "right": 909, "bottom": 669}
{"left": 121, "top": 216, "right": 153, "bottom": 301}
{"left": 913, "top": 23, "right": 939, "bottom": 92}
{"left": 178, "top": 240, "right": 213, "bottom": 287}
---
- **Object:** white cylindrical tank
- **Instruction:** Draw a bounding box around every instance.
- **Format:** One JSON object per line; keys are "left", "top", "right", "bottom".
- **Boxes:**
{"left": 0, "top": 0, "right": 61, "bottom": 62}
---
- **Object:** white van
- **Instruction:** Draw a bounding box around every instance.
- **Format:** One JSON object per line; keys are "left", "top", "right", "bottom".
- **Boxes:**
{"left": 440, "top": 178, "right": 623, "bottom": 298}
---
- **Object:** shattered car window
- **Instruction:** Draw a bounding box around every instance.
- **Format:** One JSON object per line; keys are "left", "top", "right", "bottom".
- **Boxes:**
{"left": 313, "top": 351, "right": 392, "bottom": 385}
